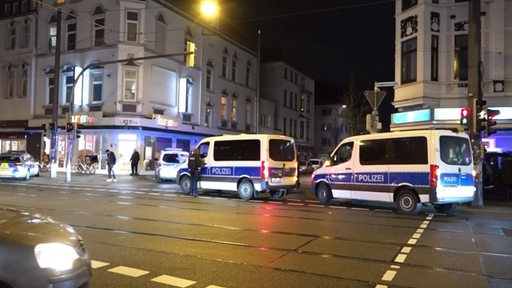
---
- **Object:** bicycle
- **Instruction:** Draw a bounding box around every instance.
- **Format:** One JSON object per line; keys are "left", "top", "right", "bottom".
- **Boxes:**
{"left": 73, "top": 161, "right": 96, "bottom": 174}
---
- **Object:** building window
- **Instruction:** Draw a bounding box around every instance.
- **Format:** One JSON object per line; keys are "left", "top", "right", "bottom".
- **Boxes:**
{"left": 47, "top": 76, "right": 55, "bottom": 105}
{"left": 454, "top": 34, "right": 468, "bottom": 81}
{"left": 155, "top": 14, "right": 166, "bottom": 53}
{"left": 300, "top": 121, "right": 304, "bottom": 139}
{"left": 8, "top": 22, "right": 16, "bottom": 50}
{"left": 92, "top": 6, "right": 105, "bottom": 47}
{"left": 6, "top": 66, "right": 14, "bottom": 99}
{"left": 20, "top": 64, "right": 28, "bottom": 98}
{"left": 20, "top": 19, "right": 30, "bottom": 48}
{"left": 401, "top": 37, "right": 417, "bottom": 84}
{"left": 231, "top": 55, "right": 237, "bottom": 81}
{"left": 48, "top": 18, "right": 57, "bottom": 53}
{"left": 21, "top": 0, "right": 29, "bottom": 13}
{"left": 178, "top": 77, "right": 192, "bottom": 113}
{"left": 245, "top": 61, "right": 251, "bottom": 87}
{"left": 283, "top": 67, "right": 287, "bottom": 79}
{"left": 221, "top": 94, "right": 227, "bottom": 120}
{"left": 245, "top": 99, "right": 251, "bottom": 128}
{"left": 206, "top": 61, "right": 213, "bottom": 90}
{"left": 64, "top": 72, "right": 74, "bottom": 104}
{"left": 283, "top": 117, "right": 287, "bottom": 135}
{"left": 126, "top": 11, "right": 139, "bottom": 42}
{"left": 283, "top": 90, "right": 287, "bottom": 108}
{"left": 92, "top": 69, "right": 103, "bottom": 102}
{"left": 300, "top": 95, "right": 305, "bottom": 112}
{"left": 123, "top": 68, "right": 137, "bottom": 101}
{"left": 66, "top": 13, "right": 77, "bottom": 50}
{"left": 221, "top": 55, "right": 228, "bottom": 78}
{"left": 230, "top": 95, "right": 237, "bottom": 122}
{"left": 431, "top": 35, "right": 439, "bottom": 81}
{"left": 402, "top": 0, "right": 418, "bottom": 11}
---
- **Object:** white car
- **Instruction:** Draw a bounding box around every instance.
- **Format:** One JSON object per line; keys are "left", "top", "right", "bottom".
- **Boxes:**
{"left": 300, "top": 158, "right": 324, "bottom": 174}
{"left": 155, "top": 148, "right": 189, "bottom": 182}
{"left": 0, "top": 151, "right": 41, "bottom": 180}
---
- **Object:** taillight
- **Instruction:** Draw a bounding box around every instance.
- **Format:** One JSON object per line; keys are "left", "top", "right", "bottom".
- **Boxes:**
{"left": 15, "top": 163, "right": 23, "bottom": 167}
{"left": 430, "top": 164, "right": 439, "bottom": 188}
{"left": 261, "top": 161, "right": 269, "bottom": 179}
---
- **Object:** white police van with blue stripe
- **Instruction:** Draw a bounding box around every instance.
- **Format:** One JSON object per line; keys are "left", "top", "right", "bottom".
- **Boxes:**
{"left": 177, "top": 134, "right": 299, "bottom": 200}
{"left": 311, "top": 130, "right": 475, "bottom": 214}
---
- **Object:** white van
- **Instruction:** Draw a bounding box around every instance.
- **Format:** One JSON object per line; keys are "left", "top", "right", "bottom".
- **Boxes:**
{"left": 311, "top": 130, "right": 475, "bottom": 214}
{"left": 177, "top": 134, "right": 299, "bottom": 200}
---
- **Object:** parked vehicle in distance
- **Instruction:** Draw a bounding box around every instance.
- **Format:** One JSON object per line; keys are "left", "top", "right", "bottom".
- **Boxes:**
{"left": 0, "top": 207, "right": 91, "bottom": 288}
{"left": 0, "top": 151, "right": 40, "bottom": 180}
{"left": 299, "top": 158, "right": 324, "bottom": 174}
{"left": 155, "top": 148, "right": 189, "bottom": 182}
{"left": 177, "top": 134, "right": 299, "bottom": 200}
{"left": 311, "top": 130, "right": 475, "bottom": 215}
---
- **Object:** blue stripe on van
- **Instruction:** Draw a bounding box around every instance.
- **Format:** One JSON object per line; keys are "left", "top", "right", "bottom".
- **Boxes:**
{"left": 314, "top": 171, "right": 474, "bottom": 188}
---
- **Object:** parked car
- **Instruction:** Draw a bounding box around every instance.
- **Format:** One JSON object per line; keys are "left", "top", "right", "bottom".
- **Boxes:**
{"left": 155, "top": 148, "right": 189, "bottom": 182}
{"left": 299, "top": 158, "right": 325, "bottom": 174}
{"left": 0, "top": 207, "right": 91, "bottom": 288}
{"left": 0, "top": 151, "right": 41, "bottom": 180}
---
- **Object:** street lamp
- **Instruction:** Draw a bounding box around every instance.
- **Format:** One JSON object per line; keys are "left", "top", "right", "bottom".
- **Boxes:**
{"left": 200, "top": 1, "right": 219, "bottom": 26}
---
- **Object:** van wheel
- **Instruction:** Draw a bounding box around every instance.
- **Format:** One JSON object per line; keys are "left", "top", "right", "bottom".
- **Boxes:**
{"left": 316, "top": 183, "right": 333, "bottom": 205}
{"left": 270, "top": 189, "right": 285, "bottom": 199}
{"left": 238, "top": 179, "right": 254, "bottom": 200}
{"left": 434, "top": 203, "right": 456, "bottom": 214}
{"left": 180, "top": 175, "right": 191, "bottom": 194}
{"left": 396, "top": 189, "right": 422, "bottom": 215}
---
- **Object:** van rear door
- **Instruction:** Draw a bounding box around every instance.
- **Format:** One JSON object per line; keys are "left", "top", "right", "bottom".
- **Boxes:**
{"left": 436, "top": 135, "right": 475, "bottom": 203}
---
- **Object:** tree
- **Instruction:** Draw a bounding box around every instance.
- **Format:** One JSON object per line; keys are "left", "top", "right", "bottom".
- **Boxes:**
{"left": 339, "top": 76, "right": 372, "bottom": 136}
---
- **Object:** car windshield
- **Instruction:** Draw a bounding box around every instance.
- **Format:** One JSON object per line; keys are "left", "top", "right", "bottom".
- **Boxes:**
{"left": 0, "top": 155, "right": 21, "bottom": 162}
{"left": 162, "top": 153, "right": 180, "bottom": 163}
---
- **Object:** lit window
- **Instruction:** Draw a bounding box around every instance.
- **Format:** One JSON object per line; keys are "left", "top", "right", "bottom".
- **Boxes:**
{"left": 231, "top": 96, "right": 237, "bottom": 122}
{"left": 123, "top": 68, "right": 137, "bottom": 101}
{"left": 126, "top": 11, "right": 139, "bottom": 42}
{"left": 221, "top": 95, "right": 227, "bottom": 120}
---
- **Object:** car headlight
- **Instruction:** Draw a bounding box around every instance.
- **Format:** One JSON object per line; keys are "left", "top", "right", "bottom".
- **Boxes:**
{"left": 34, "top": 243, "right": 80, "bottom": 271}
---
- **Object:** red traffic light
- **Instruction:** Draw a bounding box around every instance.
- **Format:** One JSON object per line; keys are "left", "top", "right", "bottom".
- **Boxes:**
{"left": 66, "top": 122, "right": 74, "bottom": 132}
{"left": 460, "top": 107, "right": 470, "bottom": 126}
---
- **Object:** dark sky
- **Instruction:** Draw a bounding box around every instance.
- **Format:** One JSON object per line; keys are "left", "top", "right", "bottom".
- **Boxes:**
{"left": 220, "top": 0, "right": 396, "bottom": 93}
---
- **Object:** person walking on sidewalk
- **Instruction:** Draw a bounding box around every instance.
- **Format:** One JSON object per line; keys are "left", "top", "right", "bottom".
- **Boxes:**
{"left": 105, "top": 149, "right": 117, "bottom": 182}
{"left": 129, "top": 148, "right": 140, "bottom": 176}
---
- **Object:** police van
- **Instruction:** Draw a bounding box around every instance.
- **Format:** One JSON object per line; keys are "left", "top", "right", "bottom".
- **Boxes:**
{"left": 311, "top": 130, "right": 475, "bottom": 214}
{"left": 177, "top": 134, "right": 298, "bottom": 200}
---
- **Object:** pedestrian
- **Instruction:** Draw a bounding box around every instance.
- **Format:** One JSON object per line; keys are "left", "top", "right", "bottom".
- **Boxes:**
{"left": 187, "top": 147, "right": 203, "bottom": 197}
{"left": 130, "top": 148, "right": 140, "bottom": 176}
{"left": 105, "top": 149, "right": 117, "bottom": 182}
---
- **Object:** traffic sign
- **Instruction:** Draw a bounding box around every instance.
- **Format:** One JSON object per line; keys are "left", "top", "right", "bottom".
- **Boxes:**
{"left": 364, "top": 90, "right": 387, "bottom": 110}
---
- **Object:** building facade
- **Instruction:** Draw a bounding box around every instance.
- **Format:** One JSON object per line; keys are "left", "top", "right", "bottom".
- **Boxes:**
{"left": 393, "top": 0, "right": 512, "bottom": 152}
{"left": 0, "top": 0, "right": 278, "bottom": 173}
{"left": 259, "top": 61, "right": 315, "bottom": 161}
{"left": 313, "top": 104, "right": 350, "bottom": 159}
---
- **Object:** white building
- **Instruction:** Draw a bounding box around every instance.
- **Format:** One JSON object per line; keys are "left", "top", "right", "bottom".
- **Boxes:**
{"left": 0, "top": 0, "right": 268, "bottom": 172}
{"left": 314, "top": 104, "right": 350, "bottom": 159}
{"left": 259, "top": 61, "right": 315, "bottom": 161}
{"left": 393, "top": 0, "right": 512, "bottom": 152}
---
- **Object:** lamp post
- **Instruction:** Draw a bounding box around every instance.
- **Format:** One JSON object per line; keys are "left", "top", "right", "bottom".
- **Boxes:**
{"left": 50, "top": 5, "right": 63, "bottom": 179}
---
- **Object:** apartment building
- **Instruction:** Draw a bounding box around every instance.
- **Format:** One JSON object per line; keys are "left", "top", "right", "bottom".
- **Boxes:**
{"left": 0, "top": 0, "right": 270, "bottom": 172}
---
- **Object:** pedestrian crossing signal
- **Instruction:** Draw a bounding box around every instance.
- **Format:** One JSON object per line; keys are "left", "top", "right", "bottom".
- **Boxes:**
{"left": 460, "top": 107, "right": 470, "bottom": 126}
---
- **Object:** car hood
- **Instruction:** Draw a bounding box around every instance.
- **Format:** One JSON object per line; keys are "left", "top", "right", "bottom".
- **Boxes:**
{"left": 0, "top": 207, "right": 82, "bottom": 246}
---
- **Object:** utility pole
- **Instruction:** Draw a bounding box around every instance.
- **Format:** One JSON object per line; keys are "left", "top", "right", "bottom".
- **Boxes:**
{"left": 468, "top": 0, "right": 483, "bottom": 207}
{"left": 50, "top": 7, "right": 62, "bottom": 179}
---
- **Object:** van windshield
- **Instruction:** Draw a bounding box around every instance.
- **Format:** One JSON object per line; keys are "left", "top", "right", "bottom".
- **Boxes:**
{"left": 269, "top": 139, "right": 296, "bottom": 162}
{"left": 440, "top": 136, "right": 472, "bottom": 165}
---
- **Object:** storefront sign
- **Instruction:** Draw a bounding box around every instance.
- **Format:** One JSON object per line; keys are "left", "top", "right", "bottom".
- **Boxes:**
{"left": 72, "top": 115, "right": 96, "bottom": 124}
{"left": 156, "top": 115, "right": 179, "bottom": 128}
{"left": 116, "top": 117, "right": 140, "bottom": 126}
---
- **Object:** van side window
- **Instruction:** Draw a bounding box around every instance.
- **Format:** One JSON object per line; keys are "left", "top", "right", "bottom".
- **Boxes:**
{"left": 198, "top": 142, "right": 210, "bottom": 158}
{"left": 332, "top": 142, "right": 353, "bottom": 165}
{"left": 214, "top": 140, "right": 260, "bottom": 161}
{"left": 360, "top": 137, "right": 427, "bottom": 165}
{"left": 269, "top": 139, "right": 296, "bottom": 161}
{"left": 440, "top": 136, "right": 472, "bottom": 165}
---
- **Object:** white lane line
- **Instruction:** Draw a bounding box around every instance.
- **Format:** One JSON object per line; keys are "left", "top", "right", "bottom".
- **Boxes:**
{"left": 91, "top": 260, "right": 110, "bottom": 269}
{"left": 375, "top": 213, "right": 434, "bottom": 287}
{"left": 108, "top": 266, "right": 150, "bottom": 277}
{"left": 205, "top": 286, "right": 227, "bottom": 288}
{"left": 151, "top": 275, "right": 196, "bottom": 287}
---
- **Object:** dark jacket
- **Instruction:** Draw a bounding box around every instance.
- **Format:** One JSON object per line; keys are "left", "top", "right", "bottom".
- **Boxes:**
{"left": 106, "top": 151, "right": 116, "bottom": 165}
{"left": 130, "top": 151, "right": 140, "bottom": 163}
{"left": 188, "top": 151, "right": 202, "bottom": 173}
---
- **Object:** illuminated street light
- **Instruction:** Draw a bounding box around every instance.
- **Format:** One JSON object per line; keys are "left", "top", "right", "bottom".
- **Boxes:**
{"left": 200, "top": 0, "right": 218, "bottom": 21}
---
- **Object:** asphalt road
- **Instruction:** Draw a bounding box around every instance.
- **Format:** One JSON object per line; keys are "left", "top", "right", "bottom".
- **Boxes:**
{"left": 0, "top": 172, "right": 511, "bottom": 288}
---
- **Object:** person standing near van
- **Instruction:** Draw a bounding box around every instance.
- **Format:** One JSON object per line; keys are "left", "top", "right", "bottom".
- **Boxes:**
{"left": 105, "top": 149, "right": 117, "bottom": 182}
{"left": 187, "top": 147, "right": 202, "bottom": 197}
{"left": 130, "top": 148, "right": 140, "bottom": 176}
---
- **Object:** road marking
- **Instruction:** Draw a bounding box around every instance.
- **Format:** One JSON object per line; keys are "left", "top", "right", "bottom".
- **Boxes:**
{"left": 151, "top": 275, "right": 196, "bottom": 287}
{"left": 376, "top": 213, "right": 434, "bottom": 287}
{"left": 91, "top": 260, "right": 110, "bottom": 269}
{"left": 108, "top": 266, "right": 150, "bottom": 277}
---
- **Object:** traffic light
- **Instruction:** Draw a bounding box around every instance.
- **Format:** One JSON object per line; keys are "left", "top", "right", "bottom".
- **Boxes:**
{"left": 476, "top": 99, "right": 487, "bottom": 111}
{"left": 185, "top": 41, "right": 196, "bottom": 67}
{"left": 49, "top": 122, "right": 56, "bottom": 133}
{"left": 41, "top": 123, "right": 50, "bottom": 138}
{"left": 485, "top": 109, "right": 500, "bottom": 137}
{"left": 460, "top": 107, "right": 470, "bottom": 126}
{"left": 75, "top": 123, "right": 82, "bottom": 139}
{"left": 66, "top": 122, "right": 74, "bottom": 133}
